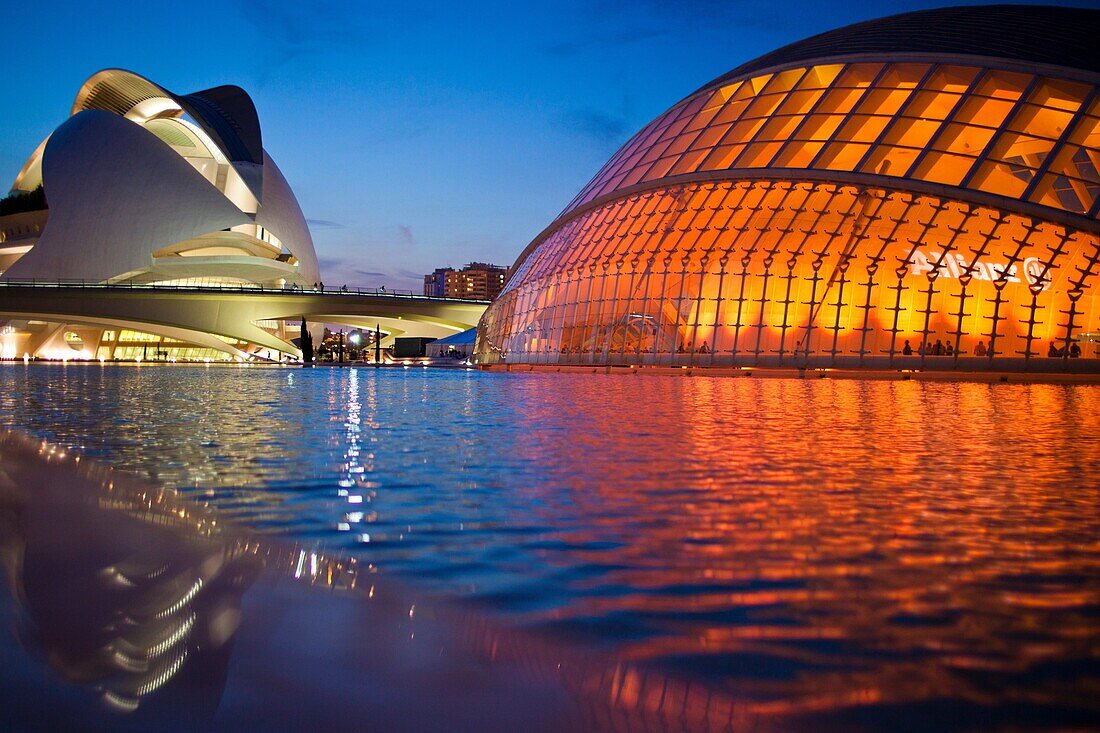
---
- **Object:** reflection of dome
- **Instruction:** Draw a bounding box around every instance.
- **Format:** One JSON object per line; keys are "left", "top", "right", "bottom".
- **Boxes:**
{"left": 3, "top": 69, "right": 318, "bottom": 288}
{"left": 476, "top": 6, "right": 1100, "bottom": 371}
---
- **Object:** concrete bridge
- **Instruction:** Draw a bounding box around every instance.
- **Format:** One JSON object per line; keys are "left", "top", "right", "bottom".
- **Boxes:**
{"left": 0, "top": 281, "right": 489, "bottom": 359}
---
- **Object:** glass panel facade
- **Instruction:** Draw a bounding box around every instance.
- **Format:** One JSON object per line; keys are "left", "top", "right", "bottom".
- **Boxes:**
{"left": 481, "top": 57, "right": 1100, "bottom": 367}
{"left": 479, "top": 180, "right": 1100, "bottom": 367}
{"left": 561, "top": 63, "right": 1100, "bottom": 221}
{"left": 482, "top": 60, "right": 1100, "bottom": 370}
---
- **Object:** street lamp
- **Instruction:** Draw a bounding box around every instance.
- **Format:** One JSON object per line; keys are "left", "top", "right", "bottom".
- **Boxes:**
{"left": 348, "top": 331, "right": 360, "bottom": 362}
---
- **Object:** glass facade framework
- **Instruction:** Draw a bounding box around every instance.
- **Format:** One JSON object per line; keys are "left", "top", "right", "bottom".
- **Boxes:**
{"left": 480, "top": 180, "right": 1099, "bottom": 367}
{"left": 478, "top": 57, "right": 1100, "bottom": 371}
{"left": 563, "top": 62, "right": 1100, "bottom": 219}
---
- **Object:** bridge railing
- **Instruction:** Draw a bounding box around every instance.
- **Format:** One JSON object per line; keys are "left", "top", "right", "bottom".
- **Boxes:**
{"left": 0, "top": 278, "right": 489, "bottom": 304}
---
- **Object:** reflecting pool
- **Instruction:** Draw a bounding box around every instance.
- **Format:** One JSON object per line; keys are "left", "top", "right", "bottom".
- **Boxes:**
{"left": 0, "top": 364, "right": 1097, "bottom": 731}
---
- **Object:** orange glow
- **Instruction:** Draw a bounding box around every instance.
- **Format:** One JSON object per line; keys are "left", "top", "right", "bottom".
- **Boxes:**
{"left": 480, "top": 179, "right": 1099, "bottom": 366}
{"left": 562, "top": 62, "right": 1100, "bottom": 219}
{"left": 480, "top": 59, "right": 1099, "bottom": 369}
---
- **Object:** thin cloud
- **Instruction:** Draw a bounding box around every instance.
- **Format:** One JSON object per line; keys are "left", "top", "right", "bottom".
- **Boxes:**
{"left": 316, "top": 256, "right": 345, "bottom": 270}
{"left": 233, "top": 0, "right": 369, "bottom": 70}
{"left": 307, "top": 219, "right": 345, "bottom": 229}
{"left": 541, "top": 28, "right": 666, "bottom": 56}
{"left": 560, "top": 108, "right": 630, "bottom": 146}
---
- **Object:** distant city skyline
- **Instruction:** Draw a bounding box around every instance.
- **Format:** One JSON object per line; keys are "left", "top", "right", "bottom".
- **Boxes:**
{"left": 2, "top": 0, "right": 1094, "bottom": 290}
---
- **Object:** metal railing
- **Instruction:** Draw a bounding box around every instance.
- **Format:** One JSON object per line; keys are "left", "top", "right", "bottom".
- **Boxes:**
{"left": 0, "top": 278, "right": 490, "bottom": 304}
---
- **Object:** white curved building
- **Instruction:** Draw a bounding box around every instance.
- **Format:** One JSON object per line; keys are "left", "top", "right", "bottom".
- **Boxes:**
{"left": 0, "top": 69, "right": 320, "bottom": 361}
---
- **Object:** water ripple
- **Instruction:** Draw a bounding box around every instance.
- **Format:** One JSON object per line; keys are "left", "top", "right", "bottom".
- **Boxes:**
{"left": 1, "top": 363, "right": 1097, "bottom": 727}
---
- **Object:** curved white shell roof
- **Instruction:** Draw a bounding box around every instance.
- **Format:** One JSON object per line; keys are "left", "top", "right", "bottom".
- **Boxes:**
{"left": 5, "top": 110, "right": 251, "bottom": 281}
{"left": 4, "top": 69, "right": 319, "bottom": 286}
{"left": 257, "top": 151, "right": 319, "bottom": 286}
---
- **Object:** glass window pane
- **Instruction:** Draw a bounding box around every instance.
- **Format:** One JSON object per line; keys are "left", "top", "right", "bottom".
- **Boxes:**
{"left": 1029, "top": 78, "right": 1090, "bottom": 112}
{"left": 817, "top": 142, "right": 870, "bottom": 171}
{"left": 743, "top": 93, "right": 786, "bottom": 119}
{"left": 796, "top": 64, "right": 844, "bottom": 90}
{"left": 1009, "top": 104, "right": 1075, "bottom": 138}
{"left": 774, "top": 140, "right": 825, "bottom": 168}
{"left": 683, "top": 103, "right": 723, "bottom": 133}
{"left": 883, "top": 117, "right": 941, "bottom": 148}
{"left": 989, "top": 131, "right": 1056, "bottom": 169}
{"left": 799, "top": 113, "right": 845, "bottom": 141}
{"left": 757, "top": 115, "right": 804, "bottom": 142}
{"left": 699, "top": 144, "right": 745, "bottom": 171}
{"left": 856, "top": 87, "right": 913, "bottom": 116}
{"left": 974, "top": 69, "right": 1031, "bottom": 101}
{"left": 713, "top": 98, "right": 753, "bottom": 124}
{"left": 817, "top": 87, "right": 866, "bottom": 115}
{"left": 835, "top": 63, "right": 883, "bottom": 88}
{"left": 664, "top": 132, "right": 696, "bottom": 157}
{"left": 761, "top": 67, "right": 805, "bottom": 94}
{"left": 724, "top": 117, "right": 767, "bottom": 144}
{"left": 933, "top": 123, "right": 996, "bottom": 155}
{"left": 971, "top": 160, "right": 1031, "bottom": 197}
{"left": 669, "top": 149, "right": 709, "bottom": 176}
{"left": 923, "top": 66, "right": 978, "bottom": 93}
{"left": 838, "top": 114, "right": 891, "bottom": 143}
{"left": 905, "top": 91, "right": 961, "bottom": 120}
{"left": 911, "top": 152, "right": 975, "bottom": 185}
{"left": 1030, "top": 174, "right": 1089, "bottom": 213}
{"left": 878, "top": 63, "right": 929, "bottom": 89}
{"left": 954, "top": 95, "right": 1016, "bottom": 128}
{"left": 735, "top": 141, "right": 783, "bottom": 168}
{"left": 690, "top": 123, "right": 733, "bottom": 150}
{"left": 777, "top": 89, "right": 824, "bottom": 115}
{"left": 1067, "top": 115, "right": 1100, "bottom": 148}
{"left": 860, "top": 145, "right": 919, "bottom": 176}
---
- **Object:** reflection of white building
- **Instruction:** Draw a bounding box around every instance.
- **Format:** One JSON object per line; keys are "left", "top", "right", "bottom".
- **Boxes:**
{"left": 0, "top": 69, "right": 320, "bottom": 361}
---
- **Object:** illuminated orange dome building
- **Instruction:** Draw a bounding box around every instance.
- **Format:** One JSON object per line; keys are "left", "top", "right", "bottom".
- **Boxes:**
{"left": 476, "top": 5, "right": 1100, "bottom": 372}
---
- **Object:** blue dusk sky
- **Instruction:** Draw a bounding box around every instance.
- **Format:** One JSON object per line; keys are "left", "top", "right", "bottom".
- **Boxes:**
{"left": 1, "top": 1, "right": 1093, "bottom": 289}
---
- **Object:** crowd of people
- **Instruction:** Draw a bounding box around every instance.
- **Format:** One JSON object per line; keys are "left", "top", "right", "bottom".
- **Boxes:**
{"left": 1048, "top": 341, "right": 1083, "bottom": 358}
{"left": 899, "top": 338, "right": 1085, "bottom": 358}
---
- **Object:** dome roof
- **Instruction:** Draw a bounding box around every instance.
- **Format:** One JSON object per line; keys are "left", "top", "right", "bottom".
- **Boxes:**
{"left": 3, "top": 69, "right": 318, "bottom": 286}
{"left": 699, "top": 5, "right": 1100, "bottom": 93}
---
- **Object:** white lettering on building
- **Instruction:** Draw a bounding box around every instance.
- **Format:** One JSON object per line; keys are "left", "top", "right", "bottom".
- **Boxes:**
{"left": 907, "top": 249, "right": 1051, "bottom": 290}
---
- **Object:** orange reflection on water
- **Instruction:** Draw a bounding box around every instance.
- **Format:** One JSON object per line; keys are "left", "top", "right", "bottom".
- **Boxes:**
{"left": 0, "top": 366, "right": 1096, "bottom": 728}
{"left": 500, "top": 375, "right": 1100, "bottom": 723}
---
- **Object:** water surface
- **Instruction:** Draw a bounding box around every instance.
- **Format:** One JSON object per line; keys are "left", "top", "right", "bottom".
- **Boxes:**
{"left": 1, "top": 363, "right": 1097, "bottom": 730}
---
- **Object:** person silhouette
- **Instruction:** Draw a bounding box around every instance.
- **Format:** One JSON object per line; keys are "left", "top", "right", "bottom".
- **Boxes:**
{"left": 903, "top": 339, "right": 913, "bottom": 355}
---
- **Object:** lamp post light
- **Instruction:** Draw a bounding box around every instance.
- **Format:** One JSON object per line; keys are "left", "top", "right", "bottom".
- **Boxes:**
{"left": 348, "top": 331, "right": 360, "bottom": 362}
{"left": 338, "top": 330, "right": 345, "bottom": 363}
